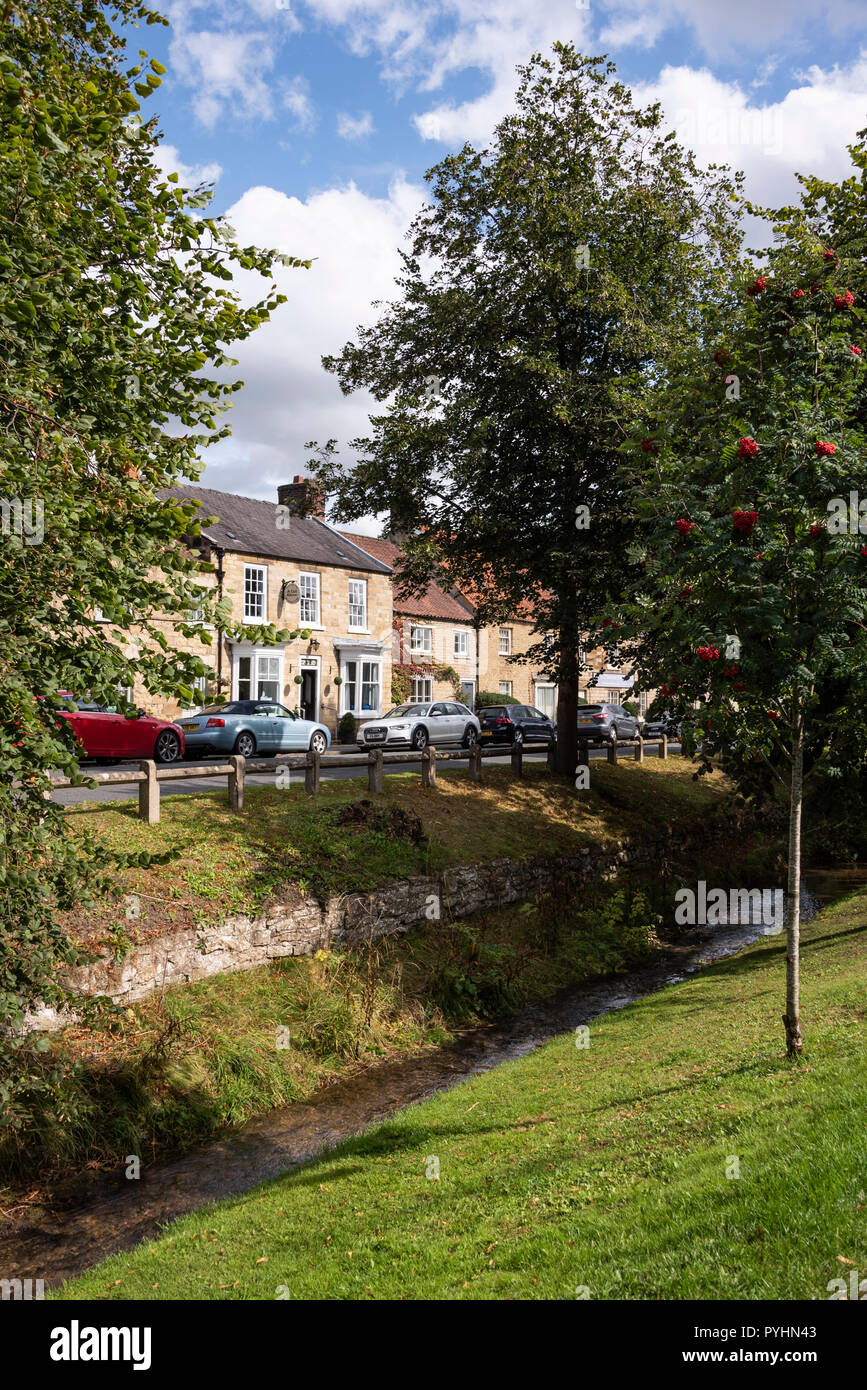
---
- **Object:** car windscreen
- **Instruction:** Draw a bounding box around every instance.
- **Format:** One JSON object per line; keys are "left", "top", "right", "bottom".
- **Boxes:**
{"left": 579, "top": 705, "right": 604, "bottom": 713}
{"left": 385, "top": 705, "right": 429, "bottom": 718}
{"left": 199, "top": 703, "right": 246, "bottom": 716}
{"left": 482, "top": 707, "right": 512, "bottom": 718}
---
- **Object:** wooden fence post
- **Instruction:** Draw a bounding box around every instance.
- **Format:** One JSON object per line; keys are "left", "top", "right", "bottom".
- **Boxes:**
{"left": 510, "top": 740, "right": 524, "bottom": 776}
{"left": 469, "top": 743, "right": 482, "bottom": 781}
{"left": 305, "top": 749, "right": 321, "bottom": 795}
{"left": 422, "top": 745, "right": 437, "bottom": 787}
{"left": 660, "top": 735, "right": 668, "bottom": 760}
{"left": 634, "top": 737, "right": 644, "bottom": 763}
{"left": 228, "top": 754, "right": 245, "bottom": 811}
{"left": 368, "top": 748, "right": 383, "bottom": 793}
{"left": 138, "top": 760, "right": 159, "bottom": 824}
{"left": 607, "top": 740, "right": 618, "bottom": 766}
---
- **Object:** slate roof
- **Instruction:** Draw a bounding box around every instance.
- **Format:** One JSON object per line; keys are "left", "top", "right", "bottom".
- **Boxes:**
{"left": 162, "top": 486, "right": 392, "bottom": 575}
{"left": 338, "top": 532, "right": 474, "bottom": 623}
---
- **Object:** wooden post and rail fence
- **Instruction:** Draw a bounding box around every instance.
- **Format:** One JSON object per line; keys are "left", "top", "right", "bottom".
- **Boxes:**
{"left": 38, "top": 734, "right": 671, "bottom": 825}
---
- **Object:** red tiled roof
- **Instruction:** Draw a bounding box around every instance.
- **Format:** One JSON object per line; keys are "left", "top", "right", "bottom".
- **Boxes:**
{"left": 338, "top": 532, "right": 473, "bottom": 623}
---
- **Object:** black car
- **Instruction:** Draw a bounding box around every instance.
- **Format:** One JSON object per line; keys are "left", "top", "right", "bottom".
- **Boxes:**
{"left": 642, "top": 711, "right": 680, "bottom": 739}
{"left": 478, "top": 704, "right": 557, "bottom": 747}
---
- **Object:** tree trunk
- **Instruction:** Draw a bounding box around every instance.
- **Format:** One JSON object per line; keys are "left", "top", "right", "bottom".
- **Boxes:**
{"left": 783, "top": 723, "right": 804, "bottom": 1058}
{"left": 555, "top": 672, "right": 579, "bottom": 776}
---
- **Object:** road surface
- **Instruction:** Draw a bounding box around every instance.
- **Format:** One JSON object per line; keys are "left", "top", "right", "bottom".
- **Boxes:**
{"left": 50, "top": 743, "right": 682, "bottom": 807}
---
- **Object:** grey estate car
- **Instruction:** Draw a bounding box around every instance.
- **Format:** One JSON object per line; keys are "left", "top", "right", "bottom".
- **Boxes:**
{"left": 358, "top": 701, "right": 481, "bottom": 751}
{"left": 576, "top": 702, "right": 641, "bottom": 745}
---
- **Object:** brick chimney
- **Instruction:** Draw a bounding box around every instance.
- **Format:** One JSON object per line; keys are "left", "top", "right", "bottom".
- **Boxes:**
{"left": 277, "top": 475, "right": 325, "bottom": 519}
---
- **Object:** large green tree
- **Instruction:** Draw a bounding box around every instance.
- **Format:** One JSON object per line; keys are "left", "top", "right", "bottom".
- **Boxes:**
{"left": 0, "top": 0, "right": 308, "bottom": 1132}
{"left": 620, "top": 220, "right": 867, "bottom": 1056}
{"left": 308, "top": 45, "right": 746, "bottom": 773}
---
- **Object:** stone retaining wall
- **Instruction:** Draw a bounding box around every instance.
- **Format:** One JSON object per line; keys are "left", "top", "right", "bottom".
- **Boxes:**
{"left": 27, "top": 813, "right": 744, "bottom": 1032}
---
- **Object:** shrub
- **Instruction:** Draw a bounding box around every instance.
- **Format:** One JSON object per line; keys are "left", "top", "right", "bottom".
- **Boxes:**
{"left": 337, "top": 712, "right": 357, "bottom": 744}
{"left": 476, "top": 690, "right": 522, "bottom": 710}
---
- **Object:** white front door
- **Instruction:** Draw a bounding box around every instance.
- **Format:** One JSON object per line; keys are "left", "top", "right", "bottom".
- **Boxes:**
{"left": 299, "top": 656, "right": 320, "bottom": 722}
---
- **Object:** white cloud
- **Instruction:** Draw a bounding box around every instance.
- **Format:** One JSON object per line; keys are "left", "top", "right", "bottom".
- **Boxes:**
{"left": 600, "top": 0, "right": 866, "bottom": 56}
{"left": 632, "top": 55, "right": 867, "bottom": 225}
{"left": 337, "top": 110, "right": 375, "bottom": 140}
{"left": 169, "top": 29, "right": 278, "bottom": 129}
{"left": 195, "top": 176, "right": 425, "bottom": 510}
{"left": 153, "top": 144, "right": 223, "bottom": 188}
{"left": 282, "top": 75, "right": 316, "bottom": 129}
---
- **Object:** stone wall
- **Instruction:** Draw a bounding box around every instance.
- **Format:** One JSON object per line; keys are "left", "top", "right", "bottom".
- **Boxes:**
{"left": 26, "top": 815, "right": 740, "bottom": 1032}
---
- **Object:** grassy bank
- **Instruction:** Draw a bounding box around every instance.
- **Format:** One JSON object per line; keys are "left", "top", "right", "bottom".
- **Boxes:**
{"left": 62, "top": 761, "right": 733, "bottom": 945}
{"left": 56, "top": 881, "right": 866, "bottom": 1301}
{"left": 1, "top": 875, "right": 669, "bottom": 1185}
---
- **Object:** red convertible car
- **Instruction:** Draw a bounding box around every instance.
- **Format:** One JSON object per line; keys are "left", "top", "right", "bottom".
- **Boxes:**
{"left": 55, "top": 695, "right": 185, "bottom": 764}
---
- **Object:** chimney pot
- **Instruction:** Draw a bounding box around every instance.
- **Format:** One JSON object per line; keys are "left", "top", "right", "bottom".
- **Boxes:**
{"left": 278, "top": 476, "right": 325, "bottom": 519}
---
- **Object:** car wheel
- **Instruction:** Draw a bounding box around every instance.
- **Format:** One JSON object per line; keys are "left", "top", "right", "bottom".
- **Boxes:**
{"left": 233, "top": 731, "right": 256, "bottom": 758}
{"left": 462, "top": 724, "right": 478, "bottom": 748}
{"left": 154, "top": 730, "right": 181, "bottom": 764}
{"left": 608, "top": 728, "right": 618, "bottom": 746}
{"left": 309, "top": 730, "right": 327, "bottom": 755}
{"left": 411, "top": 726, "right": 428, "bottom": 751}
{"left": 513, "top": 728, "right": 524, "bottom": 747}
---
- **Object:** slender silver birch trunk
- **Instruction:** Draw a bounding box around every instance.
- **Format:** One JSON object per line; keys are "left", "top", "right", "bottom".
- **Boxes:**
{"left": 784, "top": 719, "right": 804, "bottom": 1057}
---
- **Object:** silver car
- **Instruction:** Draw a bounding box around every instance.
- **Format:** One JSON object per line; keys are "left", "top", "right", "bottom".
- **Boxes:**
{"left": 576, "top": 702, "right": 641, "bottom": 745}
{"left": 358, "top": 701, "right": 480, "bottom": 751}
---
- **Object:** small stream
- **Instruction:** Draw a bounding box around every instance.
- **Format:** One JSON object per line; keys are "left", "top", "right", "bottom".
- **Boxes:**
{"left": 2, "top": 866, "right": 863, "bottom": 1290}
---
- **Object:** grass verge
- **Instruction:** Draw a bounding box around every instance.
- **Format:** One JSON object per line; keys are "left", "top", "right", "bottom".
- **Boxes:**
{"left": 61, "top": 760, "right": 733, "bottom": 945}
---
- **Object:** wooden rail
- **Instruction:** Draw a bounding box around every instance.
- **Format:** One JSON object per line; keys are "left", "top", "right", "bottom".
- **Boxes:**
{"left": 41, "top": 734, "right": 671, "bottom": 824}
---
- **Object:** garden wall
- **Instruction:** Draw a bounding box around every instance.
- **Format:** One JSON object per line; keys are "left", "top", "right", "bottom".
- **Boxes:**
{"left": 27, "top": 813, "right": 745, "bottom": 1032}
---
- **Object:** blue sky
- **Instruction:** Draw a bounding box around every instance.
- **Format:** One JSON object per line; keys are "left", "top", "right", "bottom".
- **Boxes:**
{"left": 126, "top": 1, "right": 867, "bottom": 523}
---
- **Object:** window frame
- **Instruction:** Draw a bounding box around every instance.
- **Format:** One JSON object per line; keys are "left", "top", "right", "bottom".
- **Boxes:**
{"left": 298, "top": 570, "right": 321, "bottom": 627}
{"left": 341, "top": 655, "right": 382, "bottom": 717}
{"left": 453, "top": 629, "right": 469, "bottom": 658}
{"left": 348, "top": 578, "right": 368, "bottom": 632}
{"left": 498, "top": 627, "right": 513, "bottom": 655}
{"left": 243, "top": 564, "right": 268, "bottom": 624}
{"left": 410, "top": 625, "right": 433, "bottom": 655}
{"left": 411, "top": 676, "right": 433, "bottom": 703}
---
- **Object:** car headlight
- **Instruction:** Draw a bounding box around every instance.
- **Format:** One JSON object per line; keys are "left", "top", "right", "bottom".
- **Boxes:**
{"left": 389, "top": 724, "right": 408, "bottom": 732}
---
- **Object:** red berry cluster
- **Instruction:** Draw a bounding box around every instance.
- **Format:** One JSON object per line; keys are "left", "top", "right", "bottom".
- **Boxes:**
{"left": 697, "top": 646, "right": 720, "bottom": 661}
{"left": 733, "top": 509, "right": 758, "bottom": 535}
{"left": 676, "top": 519, "right": 696, "bottom": 536}
{"left": 737, "top": 437, "right": 758, "bottom": 458}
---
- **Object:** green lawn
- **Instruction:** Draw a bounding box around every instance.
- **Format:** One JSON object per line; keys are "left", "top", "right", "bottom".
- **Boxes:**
{"left": 56, "top": 879, "right": 867, "bottom": 1301}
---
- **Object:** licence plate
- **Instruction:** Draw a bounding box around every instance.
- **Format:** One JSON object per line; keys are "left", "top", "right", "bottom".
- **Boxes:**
{"left": 481, "top": 730, "right": 492, "bottom": 736}
{"left": 181, "top": 723, "right": 199, "bottom": 731}
{"left": 366, "top": 731, "right": 386, "bottom": 742}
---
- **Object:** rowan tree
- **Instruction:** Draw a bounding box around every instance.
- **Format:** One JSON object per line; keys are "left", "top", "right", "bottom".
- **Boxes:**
{"left": 620, "top": 225, "right": 867, "bottom": 1056}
